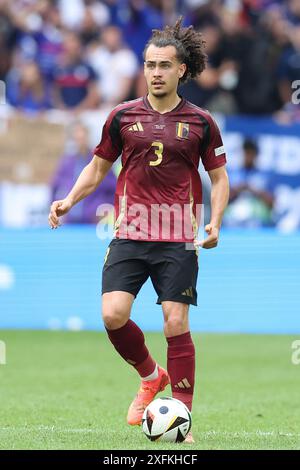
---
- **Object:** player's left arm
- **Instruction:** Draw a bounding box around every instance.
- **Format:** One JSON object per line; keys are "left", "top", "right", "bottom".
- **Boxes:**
{"left": 197, "top": 165, "right": 230, "bottom": 249}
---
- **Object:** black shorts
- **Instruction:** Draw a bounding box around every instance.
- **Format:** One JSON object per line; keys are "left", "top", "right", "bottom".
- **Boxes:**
{"left": 102, "top": 238, "right": 198, "bottom": 306}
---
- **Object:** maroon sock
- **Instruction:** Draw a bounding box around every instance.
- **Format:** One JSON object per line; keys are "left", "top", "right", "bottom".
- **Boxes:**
{"left": 167, "top": 331, "right": 195, "bottom": 411}
{"left": 106, "top": 319, "right": 156, "bottom": 378}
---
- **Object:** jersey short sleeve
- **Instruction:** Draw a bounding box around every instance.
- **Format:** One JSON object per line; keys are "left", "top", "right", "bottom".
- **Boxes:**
{"left": 201, "top": 114, "right": 227, "bottom": 171}
{"left": 94, "top": 108, "right": 123, "bottom": 162}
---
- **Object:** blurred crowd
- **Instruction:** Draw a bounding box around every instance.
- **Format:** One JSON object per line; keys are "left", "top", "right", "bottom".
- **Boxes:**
{"left": 0, "top": 0, "right": 300, "bottom": 231}
{"left": 0, "top": 0, "right": 300, "bottom": 121}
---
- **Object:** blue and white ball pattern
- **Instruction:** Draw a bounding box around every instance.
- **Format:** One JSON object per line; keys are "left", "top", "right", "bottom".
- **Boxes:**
{"left": 142, "top": 397, "right": 192, "bottom": 443}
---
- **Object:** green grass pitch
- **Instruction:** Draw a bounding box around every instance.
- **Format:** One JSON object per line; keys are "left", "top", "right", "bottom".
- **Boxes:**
{"left": 0, "top": 330, "right": 299, "bottom": 450}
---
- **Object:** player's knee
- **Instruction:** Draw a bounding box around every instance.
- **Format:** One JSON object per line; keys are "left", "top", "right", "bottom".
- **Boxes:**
{"left": 102, "top": 314, "right": 125, "bottom": 330}
{"left": 164, "top": 315, "right": 187, "bottom": 336}
{"left": 102, "top": 309, "right": 127, "bottom": 330}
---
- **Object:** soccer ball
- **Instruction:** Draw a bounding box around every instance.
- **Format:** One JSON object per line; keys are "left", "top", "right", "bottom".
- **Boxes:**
{"left": 142, "top": 397, "right": 192, "bottom": 443}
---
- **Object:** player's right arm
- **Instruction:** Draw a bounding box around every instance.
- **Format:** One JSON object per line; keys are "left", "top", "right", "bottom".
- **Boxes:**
{"left": 48, "top": 156, "right": 113, "bottom": 229}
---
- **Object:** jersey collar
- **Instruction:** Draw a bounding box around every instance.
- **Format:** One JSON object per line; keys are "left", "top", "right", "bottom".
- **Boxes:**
{"left": 143, "top": 94, "right": 185, "bottom": 115}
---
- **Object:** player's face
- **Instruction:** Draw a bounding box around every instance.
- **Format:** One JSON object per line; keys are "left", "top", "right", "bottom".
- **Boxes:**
{"left": 144, "top": 45, "right": 186, "bottom": 98}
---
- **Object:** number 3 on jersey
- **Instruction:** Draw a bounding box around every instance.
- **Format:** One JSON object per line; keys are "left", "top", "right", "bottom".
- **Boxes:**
{"left": 149, "top": 141, "right": 163, "bottom": 166}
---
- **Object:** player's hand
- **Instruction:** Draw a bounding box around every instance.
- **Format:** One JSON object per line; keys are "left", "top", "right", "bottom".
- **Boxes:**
{"left": 48, "top": 198, "right": 73, "bottom": 229}
{"left": 195, "top": 224, "right": 219, "bottom": 249}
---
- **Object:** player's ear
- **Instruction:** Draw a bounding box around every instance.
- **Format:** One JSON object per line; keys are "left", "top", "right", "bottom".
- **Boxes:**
{"left": 178, "top": 63, "right": 187, "bottom": 79}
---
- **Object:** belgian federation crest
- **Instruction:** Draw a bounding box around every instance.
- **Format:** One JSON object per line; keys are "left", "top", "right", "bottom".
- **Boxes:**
{"left": 176, "top": 122, "right": 189, "bottom": 139}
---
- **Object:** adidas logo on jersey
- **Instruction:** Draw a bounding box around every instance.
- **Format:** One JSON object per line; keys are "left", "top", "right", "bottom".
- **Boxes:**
{"left": 128, "top": 122, "right": 144, "bottom": 132}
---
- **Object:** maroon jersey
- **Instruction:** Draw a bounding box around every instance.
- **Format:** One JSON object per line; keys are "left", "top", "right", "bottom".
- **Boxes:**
{"left": 94, "top": 96, "right": 226, "bottom": 242}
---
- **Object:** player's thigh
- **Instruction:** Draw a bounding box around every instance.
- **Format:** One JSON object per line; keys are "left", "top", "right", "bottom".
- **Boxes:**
{"left": 102, "top": 239, "right": 149, "bottom": 297}
{"left": 101, "top": 239, "right": 149, "bottom": 328}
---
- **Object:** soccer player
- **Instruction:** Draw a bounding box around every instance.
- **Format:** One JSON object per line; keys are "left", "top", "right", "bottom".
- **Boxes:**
{"left": 48, "top": 18, "right": 230, "bottom": 443}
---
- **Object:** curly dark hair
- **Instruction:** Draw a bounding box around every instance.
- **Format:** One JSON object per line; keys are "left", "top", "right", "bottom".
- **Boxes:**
{"left": 143, "top": 16, "right": 207, "bottom": 85}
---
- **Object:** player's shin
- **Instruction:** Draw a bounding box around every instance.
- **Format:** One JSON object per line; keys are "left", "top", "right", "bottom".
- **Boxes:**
{"left": 105, "top": 319, "right": 157, "bottom": 377}
{"left": 166, "top": 331, "right": 195, "bottom": 411}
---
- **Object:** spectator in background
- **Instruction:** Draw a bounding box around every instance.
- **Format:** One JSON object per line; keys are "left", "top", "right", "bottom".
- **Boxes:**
{"left": 51, "top": 121, "right": 116, "bottom": 224}
{"left": 4, "top": 0, "right": 64, "bottom": 81}
{"left": 52, "top": 31, "right": 100, "bottom": 111}
{"left": 87, "top": 25, "right": 138, "bottom": 106}
{"left": 183, "top": 0, "right": 220, "bottom": 29}
{"left": 224, "top": 138, "right": 275, "bottom": 228}
{"left": 78, "top": 0, "right": 111, "bottom": 45}
{"left": 6, "top": 61, "right": 52, "bottom": 115}
{"left": 109, "top": 0, "right": 165, "bottom": 63}
{"left": 179, "top": 22, "right": 239, "bottom": 113}
{"left": 285, "top": 0, "right": 300, "bottom": 24}
{"left": 180, "top": 1, "right": 287, "bottom": 115}
{"left": 232, "top": 5, "right": 286, "bottom": 115}
{"left": 58, "top": 0, "right": 110, "bottom": 32}
{"left": 217, "top": 7, "right": 255, "bottom": 115}
{"left": 31, "top": 0, "right": 64, "bottom": 81}
{"left": 180, "top": 6, "right": 253, "bottom": 114}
